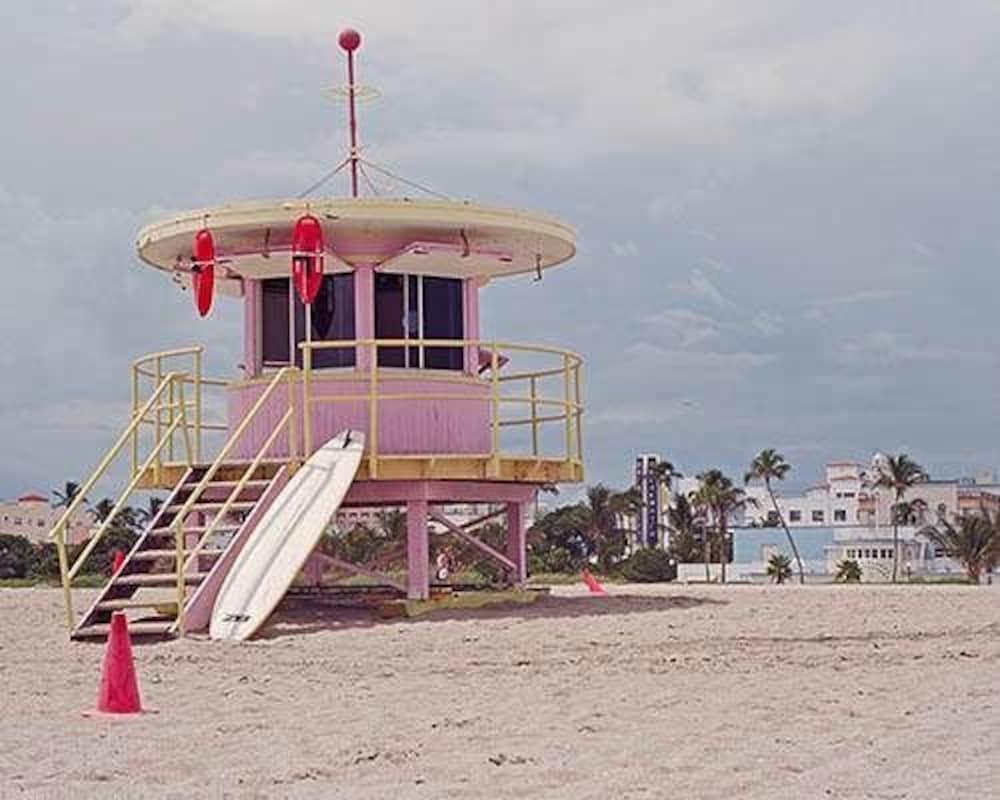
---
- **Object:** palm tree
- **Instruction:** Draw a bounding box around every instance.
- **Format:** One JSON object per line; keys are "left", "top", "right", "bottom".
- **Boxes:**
{"left": 51, "top": 481, "right": 85, "bottom": 510}
{"left": 135, "top": 496, "right": 164, "bottom": 528}
{"left": 834, "top": 559, "right": 862, "bottom": 583}
{"left": 578, "top": 484, "right": 633, "bottom": 571}
{"left": 919, "top": 510, "right": 999, "bottom": 583}
{"left": 873, "top": 454, "right": 928, "bottom": 582}
{"left": 689, "top": 481, "right": 716, "bottom": 581}
{"left": 766, "top": 553, "right": 793, "bottom": 584}
{"left": 666, "top": 494, "right": 702, "bottom": 563}
{"left": 92, "top": 498, "right": 116, "bottom": 523}
{"left": 692, "top": 470, "right": 752, "bottom": 583}
{"left": 746, "top": 449, "right": 805, "bottom": 585}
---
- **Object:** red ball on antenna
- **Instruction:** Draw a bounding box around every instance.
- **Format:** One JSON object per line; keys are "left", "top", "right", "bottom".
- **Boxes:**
{"left": 338, "top": 28, "right": 362, "bottom": 52}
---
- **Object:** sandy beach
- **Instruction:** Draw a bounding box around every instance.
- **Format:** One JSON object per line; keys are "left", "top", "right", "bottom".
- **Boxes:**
{"left": 2, "top": 584, "right": 997, "bottom": 799}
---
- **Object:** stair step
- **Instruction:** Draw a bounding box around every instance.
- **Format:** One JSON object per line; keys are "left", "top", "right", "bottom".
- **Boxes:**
{"left": 179, "top": 479, "right": 271, "bottom": 491}
{"left": 96, "top": 598, "right": 180, "bottom": 611}
{"left": 73, "top": 620, "right": 175, "bottom": 639}
{"left": 114, "top": 572, "right": 209, "bottom": 587}
{"left": 130, "top": 548, "right": 224, "bottom": 561}
{"left": 148, "top": 524, "right": 240, "bottom": 537}
{"left": 166, "top": 501, "right": 256, "bottom": 514}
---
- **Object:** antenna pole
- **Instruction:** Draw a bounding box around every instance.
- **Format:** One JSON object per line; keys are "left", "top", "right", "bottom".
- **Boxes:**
{"left": 339, "top": 28, "right": 363, "bottom": 198}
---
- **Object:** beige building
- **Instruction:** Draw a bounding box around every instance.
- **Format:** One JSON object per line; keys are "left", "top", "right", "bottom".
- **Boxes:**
{"left": 0, "top": 494, "right": 94, "bottom": 545}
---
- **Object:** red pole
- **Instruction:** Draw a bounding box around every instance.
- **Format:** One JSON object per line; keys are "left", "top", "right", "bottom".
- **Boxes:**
{"left": 339, "top": 28, "right": 363, "bottom": 198}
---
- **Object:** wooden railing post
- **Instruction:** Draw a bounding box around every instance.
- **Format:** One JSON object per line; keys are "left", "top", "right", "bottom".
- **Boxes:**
{"left": 177, "top": 378, "right": 194, "bottom": 465}
{"left": 530, "top": 375, "right": 539, "bottom": 457}
{"left": 154, "top": 355, "right": 163, "bottom": 484}
{"left": 563, "top": 353, "right": 573, "bottom": 461}
{"left": 167, "top": 370, "right": 176, "bottom": 463}
{"left": 490, "top": 343, "right": 500, "bottom": 473}
{"left": 574, "top": 362, "right": 583, "bottom": 464}
{"left": 55, "top": 525, "right": 74, "bottom": 631}
{"left": 193, "top": 348, "right": 203, "bottom": 463}
{"left": 130, "top": 364, "right": 139, "bottom": 478}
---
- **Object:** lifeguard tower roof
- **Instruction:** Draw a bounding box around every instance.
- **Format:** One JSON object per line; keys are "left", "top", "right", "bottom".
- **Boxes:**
{"left": 137, "top": 197, "right": 576, "bottom": 295}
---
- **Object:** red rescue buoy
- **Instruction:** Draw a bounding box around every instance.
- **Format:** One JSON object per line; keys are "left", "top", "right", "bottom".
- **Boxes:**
{"left": 291, "top": 214, "right": 324, "bottom": 304}
{"left": 192, "top": 228, "right": 215, "bottom": 317}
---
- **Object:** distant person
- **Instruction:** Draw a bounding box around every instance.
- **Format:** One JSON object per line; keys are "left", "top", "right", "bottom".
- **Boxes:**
{"left": 435, "top": 549, "right": 454, "bottom": 582}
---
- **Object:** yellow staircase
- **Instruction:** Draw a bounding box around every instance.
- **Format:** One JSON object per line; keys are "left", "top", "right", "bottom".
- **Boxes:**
{"left": 71, "top": 461, "right": 288, "bottom": 640}
{"left": 48, "top": 352, "right": 301, "bottom": 640}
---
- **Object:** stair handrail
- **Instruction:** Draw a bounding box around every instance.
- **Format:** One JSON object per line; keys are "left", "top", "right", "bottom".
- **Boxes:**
{"left": 169, "top": 366, "right": 300, "bottom": 634}
{"left": 178, "top": 372, "right": 299, "bottom": 577}
{"left": 49, "top": 372, "right": 191, "bottom": 631}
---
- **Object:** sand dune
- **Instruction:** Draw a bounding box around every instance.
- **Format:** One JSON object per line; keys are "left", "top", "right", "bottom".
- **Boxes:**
{"left": 2, "top": 584, "right": 997, "bottom": 798}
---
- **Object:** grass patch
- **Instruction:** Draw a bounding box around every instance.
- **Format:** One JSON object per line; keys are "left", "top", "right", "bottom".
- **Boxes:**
{"left": 527, "top": 572, "right": 623, "bottom": 586}
{"left": 904, "top": 575, "right": 974, "bottom": 585}
{"left": 0, "top": 574, "right": 108, "bottom": 589}
{"left": 403, "top": 589, "right": 540, "bottom": 618}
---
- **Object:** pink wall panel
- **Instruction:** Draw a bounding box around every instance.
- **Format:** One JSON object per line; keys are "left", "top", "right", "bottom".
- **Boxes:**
{"left": 243, "top": 280, "right": 261, "bottom": 377}
{"left": 226, "top": 374, "right": 492, "bottom": 460}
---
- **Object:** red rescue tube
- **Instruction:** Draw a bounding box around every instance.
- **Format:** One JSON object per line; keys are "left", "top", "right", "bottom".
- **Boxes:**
{"left": 192, "top": 228, "right": 215, "bottom": 317}
{"left": 291, "top": 213, "right": 324, "bottom": 304}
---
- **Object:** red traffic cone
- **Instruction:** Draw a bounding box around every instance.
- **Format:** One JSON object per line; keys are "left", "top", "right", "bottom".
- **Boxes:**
{"left": 111, "top": 549, "right": 125, "bottom": 574}
{"left": 581, "top": 569, "right": 608, "bottom": 596}
{"left": 95, "top": 612, "right": 144, "bottom": 714}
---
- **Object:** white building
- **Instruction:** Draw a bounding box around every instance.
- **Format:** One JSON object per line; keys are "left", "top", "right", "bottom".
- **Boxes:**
{"left": 741, "top": 461, "right": 868, "bottom": 527}
{"left": 0, "top": 494, "right": 95, "bottom": 545}
{"left": 823, "top": 527, "right": 929, "bottom": 582}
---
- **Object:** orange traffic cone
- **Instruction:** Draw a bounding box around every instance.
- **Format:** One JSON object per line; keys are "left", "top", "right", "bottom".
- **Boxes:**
{"left": 581, "top": 569, "right": 608, "bottom": 596}
{"left": 94, "top": 612, "right": 144, "bottom": 714}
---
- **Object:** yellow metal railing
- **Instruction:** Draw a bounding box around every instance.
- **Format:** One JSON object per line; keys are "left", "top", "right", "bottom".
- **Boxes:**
{"left": 299, "top": 338, "right": 584, "bottom": 477}
{"left": 131, "top": 347, "right": 227, "bottom": 481}
{"left": 168, "top": 366, "right": 299, "bottom": 635}
{"left": 49, "top": 372, "right": 195, "bottom": 631}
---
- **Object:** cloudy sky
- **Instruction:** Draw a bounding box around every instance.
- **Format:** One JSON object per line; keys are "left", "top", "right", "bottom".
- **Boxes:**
{"left": 3, "top": 1, "right": 999, "bottom": 499}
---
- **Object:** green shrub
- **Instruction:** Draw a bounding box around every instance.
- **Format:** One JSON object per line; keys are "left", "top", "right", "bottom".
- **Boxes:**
{"left": 615, "top": 548, "right": 677, "bottom": 583}
{"left": 0, "top": 535, "right": 35, "bottom": 579}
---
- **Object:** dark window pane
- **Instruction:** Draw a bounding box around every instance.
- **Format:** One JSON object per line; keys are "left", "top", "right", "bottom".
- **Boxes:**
{"left": 375, "top": 273, "right": 405, "bottom": 367}
{"left": 423, "top": 277, "right": 463, "bottom": 370}
{"left": 292, "top": 274, "right": 356, "bottom": 368}
{"left": 261, "top": 278, "right": 290, "bottom": 364}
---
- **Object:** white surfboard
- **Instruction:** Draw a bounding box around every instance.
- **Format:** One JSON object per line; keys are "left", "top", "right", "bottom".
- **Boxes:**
{"left": 209, "top": 430, "right": 364, "bottom": 641}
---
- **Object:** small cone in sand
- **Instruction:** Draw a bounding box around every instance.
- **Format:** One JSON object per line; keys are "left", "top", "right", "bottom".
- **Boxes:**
{"left": 95, "top": 612, "right": 143, "bottom": 714}
{"left": 581, "top": 569, "right": 608, "bottom": 596}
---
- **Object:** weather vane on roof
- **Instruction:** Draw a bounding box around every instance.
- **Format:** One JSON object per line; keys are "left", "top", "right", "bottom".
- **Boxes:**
{"left": 298, "top": 28, "right": 450, "bottom": 201}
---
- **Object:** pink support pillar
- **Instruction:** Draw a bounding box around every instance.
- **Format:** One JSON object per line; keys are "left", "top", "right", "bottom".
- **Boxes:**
{"left": 506, "top": 501, "right": 527, "bottom": 584}
{"left": 464, "top": 278, "right": 481, "bottom": 374}
{"left": 243, "top": 279, "right": 261, "bottom": 377}
{"left": 407, "top": 499, "right": 429, "bottom": 600}
{"left": 354, "top": 264, "right": 375, "bottom": 370}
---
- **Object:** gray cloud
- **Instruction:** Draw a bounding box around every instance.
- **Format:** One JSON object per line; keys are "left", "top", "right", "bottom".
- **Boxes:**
{"left": 2, "top": 1, "right": 1000, "bottom": 499}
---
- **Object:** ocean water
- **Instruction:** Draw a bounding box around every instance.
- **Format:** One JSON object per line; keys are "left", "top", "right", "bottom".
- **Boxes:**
{"left": 732, "top": 527, "right": 836, "bottom": 563}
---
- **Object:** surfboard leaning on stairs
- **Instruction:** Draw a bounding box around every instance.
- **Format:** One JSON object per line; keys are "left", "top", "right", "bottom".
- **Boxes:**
{"left": 71, "top": 460, "right": 291, "bottom": 641}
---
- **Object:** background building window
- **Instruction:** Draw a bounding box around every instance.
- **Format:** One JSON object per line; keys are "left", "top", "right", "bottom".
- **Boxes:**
{"left": 834, "top": 509, "right": 847, "bottom": 522}
{"left": 789, "top": 509, "right": 802, "bottom": 522}
{"left": 812, "top": 510, "right": 825, "bottom": 523}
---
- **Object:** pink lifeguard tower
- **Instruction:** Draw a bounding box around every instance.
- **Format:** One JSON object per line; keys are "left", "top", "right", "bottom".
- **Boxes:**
{"left": 49, "top": 30, "right": 584, "bottom": 640}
